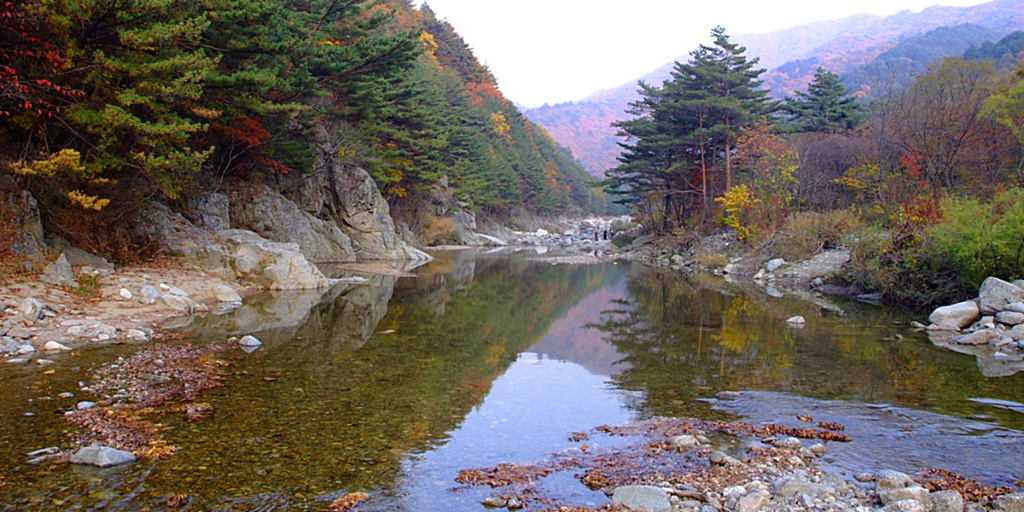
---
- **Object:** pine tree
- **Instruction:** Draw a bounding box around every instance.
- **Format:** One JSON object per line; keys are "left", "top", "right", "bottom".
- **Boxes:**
{"left": 784, "top": 67, "right": 864, "bottom": 132}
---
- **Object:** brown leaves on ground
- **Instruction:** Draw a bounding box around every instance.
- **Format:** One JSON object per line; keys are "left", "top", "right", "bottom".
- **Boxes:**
{"left": 456, "top": 416, "right": 846, "bottom": 511}
{"left": 166, "top": 494, "right": 189, "bottom": 508}
{"left": 816, "top": 421, "right": 845, "bottom": 431}
{"left": 65, "top": 343, "right": 229, "bottom": 458}
{"left": 917, "top": 468, "right": 1012, "bottom": 505}
{"left": 328, "top": 492, "right": 370, "bottom": 512}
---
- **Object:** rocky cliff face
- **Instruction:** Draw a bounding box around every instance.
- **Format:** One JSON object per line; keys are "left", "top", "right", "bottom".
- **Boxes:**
{"left": 285, "top": 140, "right": 431, "bottom": 261}
{"left": 0, "top": 176, "right": 46, "bottom": 262}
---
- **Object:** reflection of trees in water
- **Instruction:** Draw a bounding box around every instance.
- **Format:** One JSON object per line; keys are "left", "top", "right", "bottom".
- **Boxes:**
{"left": 591, "top": 267, "right": 1024, "bottom": 422}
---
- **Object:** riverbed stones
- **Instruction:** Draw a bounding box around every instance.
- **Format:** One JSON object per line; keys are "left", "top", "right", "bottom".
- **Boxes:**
{"left": 738, "top": 489, "right": 771, "bottom": 512}
{"left": 7, "top": 326, "right": 32, "bottom": 339}
{"left": 879, "top": 486, "right": 930, "bottom": 506}
{"left": 994, "top": 493, "right": 1024, "bottom": 512}
{"left": 65, "top": 320, "right": 117, "bottom": 339}
{"left": 929, "top": 301, "right": 980, "bottom": 330}
{"left": 996, "top": 311, "right": 1024, "bottom": 326}
{"left": 70, "top": 446, "right": 136, "bottom": 467}
{"left": 42, "top": 253, "right": 75, "bottom": 287}
{"left": 44, "top": 341, "right": 71, "bottom": 351}
{"left": 883, "top": 499, "right": 927, "bottom": 512}
{"left": 17, "top": 297, "right": 43, "bottom": 322}
{"left": 954, "top": 329, "right": 1001, "bottom": 345}
{"left": 875, "top": 470, "right": 914, "bottom": 491}
{"left": 160, "top": 293, "right": 196, "bottom": 314}
{"left": 210, "top": 283, "right": 242, "bottom": 303}
{"left": 238, "top": 335, "right": 262, "bottom": 348}
{"left": 773, "top": 475, "right": 835, "bottom": 498}
{"left": 979, "top": 277, "right": 1024, "bottom": 315}
{"left": 669, "top": 434, "right": 700, "bottom": 450}
{"left": 612, "top": 485, "right": 671, "bottom": 512}
{"left": 930, "top": 490, "right": 964, "bottom": 512}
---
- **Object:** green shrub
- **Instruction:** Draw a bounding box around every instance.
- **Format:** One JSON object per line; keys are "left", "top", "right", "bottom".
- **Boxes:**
{"left": 928, "top": 188, "right": 1024, "bottom": 290}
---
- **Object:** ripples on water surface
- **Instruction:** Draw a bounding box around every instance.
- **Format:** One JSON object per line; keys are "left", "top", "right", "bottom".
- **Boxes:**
{"left": 0, "top": 250, "right": 1022, "bottom": 510}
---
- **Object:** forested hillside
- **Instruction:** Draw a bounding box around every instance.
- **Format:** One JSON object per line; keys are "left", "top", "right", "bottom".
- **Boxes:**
{"left": 604, "top": 25, "right": 1024, "bottom": 305}
{"left": 526, "top": 0, "right": 1024, "bottom": 177}
{"left": 0, "top": 0, "right": 602, "bottom": 259}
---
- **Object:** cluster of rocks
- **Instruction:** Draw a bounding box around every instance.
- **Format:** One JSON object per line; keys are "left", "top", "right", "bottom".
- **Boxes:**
{"left": 919, "top": 277, "right": 1024, "bottom": 376}
{"left": 609, "top": 461, "right": 1019, "bottom": 512}
{"left": 511, "top": 219, "right": 618, "bottom": 248}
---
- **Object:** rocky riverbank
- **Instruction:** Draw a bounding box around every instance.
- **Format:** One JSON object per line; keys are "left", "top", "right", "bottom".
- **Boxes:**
{"left": 454, "top": 414, "right": 1021, "bottom": 512}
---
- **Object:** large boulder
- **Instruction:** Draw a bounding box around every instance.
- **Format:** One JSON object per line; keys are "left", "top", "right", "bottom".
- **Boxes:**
{"left": 979, "top": 277, "right": 1024, "bottom": 315}
{"left": 228, "top": 185, "right": 356, "bottom": 263}
{"left": 198, "top": 230, "right": 330, "bottom": 290}
{"left": 137, "top": 205, "right": 331, "bottom": 290}
{"left": 929, "top": 301, "right": 980, "bottom": 331}
{"left": 41, "top": 253, "right": 75, "bottom": 287}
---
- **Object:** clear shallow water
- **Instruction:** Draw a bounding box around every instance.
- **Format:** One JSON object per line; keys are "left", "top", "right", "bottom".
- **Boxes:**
{"left": 0, "top": 250, "right": 1022, "bottom": 510}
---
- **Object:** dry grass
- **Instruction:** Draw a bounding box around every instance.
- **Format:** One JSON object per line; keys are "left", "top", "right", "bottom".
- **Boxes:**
{"left": 696, "top": 251, "right": 728, "bottom": 269}
{"left": 417, "top": 213, "right": 455, "bottom": 246}
{"left": 771, "top": 210, "right": 860, "bottom": 262}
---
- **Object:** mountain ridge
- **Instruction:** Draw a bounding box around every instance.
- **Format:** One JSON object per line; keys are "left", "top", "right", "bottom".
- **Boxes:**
{"left": 525, "top": 0, "right": 1024, "bottom": 177}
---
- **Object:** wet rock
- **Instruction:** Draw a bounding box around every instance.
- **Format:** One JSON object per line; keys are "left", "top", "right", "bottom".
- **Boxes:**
{"left": 238, "top": 335, "right": 262, "bottom": 348}
{"left": 879, "top": 486, "right": 930, "bottom": 506}
{"left": 44, "top": 341, "right": 71, "bottom": 351}
{"left": 669, "top": 434, "right": 700, "bottom": 450}
{"left": 883, "top": 499, "right": 927, "bottom": 512}
{"left": 77, "top": 401, "right": 96, "bottom": 410}
{"left": 929, "top": 301, "right": 980, "bottom": 330}
{"left": 506, "top": 496, "right": 524, "bottom": 509}
{"left": 994, "top": 493, "right": 1024, "bottom": 512}
{"left": 612, "top": 485, "right": 671, "bottom": 512}
{"left": 4, "top": 357, "right": 29, "bottom": 364}
{"left": 480, "top": 497, "right": 507, "bottom": 508}
{"left": 70, "top": 446, "right": 136, "bottom": 467}
{"left": 875, "top": 470, "right": 914, "bottom": 491}
{"left": 996, "top": 311, "right": 1024, "bottom": 326}
{"left": 931, "top": 490, "right": 964, "bottom": 512}
{"left": 211, "top": 283, "right": 242, "bottom": 303}
{"left": 737, "top": 489, "right": 770, "bottom": 512}
{"left": 35, "top": 358, "right": 53, "bottom": 365}
{"left": 17, "top": 297, "right": 43, "bottom": 322}
{"left": 979, "top": 277, "right": 1024, "bottom": 315}
{"left": 18, "top": 344, "right": 36, "bottom": 355}
{"left": 160, "top": 294, "right": 196, "bottom": 313}
{"left": 809, "top": 443, "right": 827, "bottom": 456}
{"left": 710, "top": 451, "right": 740, "bottom": 466}
{"left": 954, "top": 329, "right": 1001, "bottom": 345}
{"left": 777, "top": 437, "right": 803, "bottom": 449}
{"left": 774, "top": 475, "right": 835, "bottom": 498}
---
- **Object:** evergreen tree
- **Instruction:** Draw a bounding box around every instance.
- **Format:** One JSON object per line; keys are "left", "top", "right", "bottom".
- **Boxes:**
{"left": 784, "top": 67, "right": 864, "bottom": 132}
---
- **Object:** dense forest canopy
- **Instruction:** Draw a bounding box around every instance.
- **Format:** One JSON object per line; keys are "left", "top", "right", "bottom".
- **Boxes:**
{"left": 0, "top": 0, "right": 604, "bottom": 257}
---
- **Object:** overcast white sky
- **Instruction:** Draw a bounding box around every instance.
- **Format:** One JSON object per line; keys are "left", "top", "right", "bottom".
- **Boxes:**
{"left": 415, "top": 0, "right": 991, "bottom": 107}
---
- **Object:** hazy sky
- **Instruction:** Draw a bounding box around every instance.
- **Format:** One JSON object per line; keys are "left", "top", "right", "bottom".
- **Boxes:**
{"left": 416, "top": 0, "right": 991, "bottom": 107}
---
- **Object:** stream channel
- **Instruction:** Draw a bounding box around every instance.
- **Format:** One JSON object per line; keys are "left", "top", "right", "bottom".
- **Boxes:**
{"left": 1, "top": 250, "right": 1022, "bottom": 510}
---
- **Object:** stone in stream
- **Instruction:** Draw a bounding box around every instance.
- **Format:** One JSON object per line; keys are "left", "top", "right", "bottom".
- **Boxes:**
{"left": 929, "top": 301, "right": 979, "bottom": 330}
{"left": 995, "top": 311, "right": 1024, "bottom": 326}
{"left": 44, "top": 341, "right": 71, "bottom": 351}
{"left": 612, "top": 485, "right": 671, "bottom": 512}
{"left": 931, "top": 490, "right": 964, "bottom": 512}
{"left": 669, "top": 434, "right": 700, "bottom": 450}
{"left": 979, "top": 277, "right": 1024, "bottom": 315}
{"left": 160, "top": 294, "right": 196, "bottom": 313}
{"left": 69, "top": 446, "right": 136, "bottom": 467}
{"left": 954, "top": 329, "right": 1001, "bottom": 346}
{"left": 876, "top": 470, "right": 914, "bottom": 491}
{"left": 210, "top": 283, "right": 242, "bottom": 303}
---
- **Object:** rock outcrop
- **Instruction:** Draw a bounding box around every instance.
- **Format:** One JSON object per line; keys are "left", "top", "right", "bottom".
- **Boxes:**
{"left": 0, "top": 182, "right": 46, "bottom": 261}
{"left": 227, "top": 185, "right": 356, "bottom": 263}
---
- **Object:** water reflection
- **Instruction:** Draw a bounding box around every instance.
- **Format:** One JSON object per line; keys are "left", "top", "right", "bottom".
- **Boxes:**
{"left": 2, "top": 255, "right": 1024, "bottom": 510}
